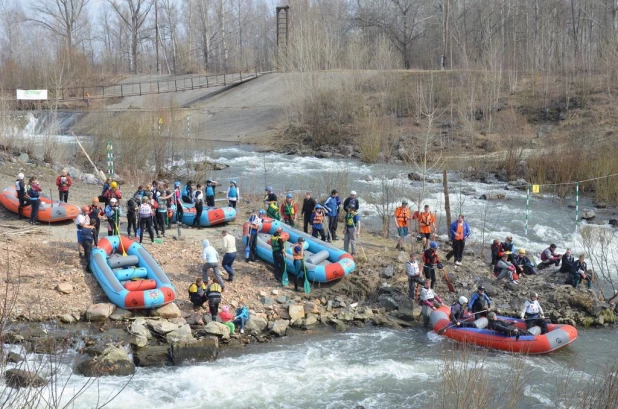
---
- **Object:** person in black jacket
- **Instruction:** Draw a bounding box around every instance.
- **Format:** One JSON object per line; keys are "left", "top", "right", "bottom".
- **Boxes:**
{"left": 15, "top": 173, "right": 28, "bottom": 219}
{"left": 487, "top": 312, "right": 531, "bottom": 338}
{"left": 343, "top": 190, "right": 359, "bottom": 213}
{"left": 559, "top": 249, "right": 575, "bottom": 273}
{"left": 301, "top": 192, "right": 316, "bottom": 234}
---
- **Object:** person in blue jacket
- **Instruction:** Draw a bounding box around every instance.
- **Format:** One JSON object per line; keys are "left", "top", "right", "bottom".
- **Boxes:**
{"left": 449, "top": 214, "right": 471, "bottom": 266}
{"left": 234, "top": 305, "right": 250, "bottom": 334}
{"left": 468, "top": 285, "right": 492, "bottom": 319}
{"left": 323, "top": 189, "right": 342, "bottom": 241}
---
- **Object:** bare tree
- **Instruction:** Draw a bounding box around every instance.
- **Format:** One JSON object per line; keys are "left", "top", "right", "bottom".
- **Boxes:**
{"left": 108, "top": 0, "right": 154, "bottom": 74}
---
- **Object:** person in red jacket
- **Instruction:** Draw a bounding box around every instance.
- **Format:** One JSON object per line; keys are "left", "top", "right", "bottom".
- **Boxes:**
{"left": 104, "top": 181, "right": 123, "bottom": 204}
{"left": 56, "top": 168, "right": 72, "bottom": 202}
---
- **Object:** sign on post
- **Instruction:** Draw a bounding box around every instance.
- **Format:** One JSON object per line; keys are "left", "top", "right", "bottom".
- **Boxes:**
{"left": 16, "top": 90, "right": 48, "bottom": 100}
{"left": 532, "top": 185, "right": 540, "bottom": 193}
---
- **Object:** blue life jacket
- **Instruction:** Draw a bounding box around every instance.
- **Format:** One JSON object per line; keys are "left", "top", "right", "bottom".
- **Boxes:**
{"left": 206, "top": 186, "right": 214, "bottom": 196}
{"left": 228, "top": 186, "right": 238, "bottom": 198}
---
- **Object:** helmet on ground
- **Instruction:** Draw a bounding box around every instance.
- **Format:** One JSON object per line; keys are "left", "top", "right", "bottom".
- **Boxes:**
{"left": 92, "top": 197, "right": 99, "bottom": 203}
{"left": 81, "top": 206, "right": 89, "bottom": 213}
{"left": 519, "top": 248, "right": 526, "bottom": 254}
{"left": 487, "top": 312, "right": 497, "bottom": 320}
{"left": 276, "top": 227, "right": 283, "bottom": 233}
{"left": 530, "top": 292, "right": 538, "bottom": 298}
{"left": 350, "top": 190, "right": 357, "bottom": 195}
{"left": 174, "top": 181, "right": 181, "bottom": 188}
{"left": 402, "top": 200, "right": 408, "bottom": 205}
{"left": 286, "top": 193, "right": 293, "bottom": 199}
{"left": 265, "top": 186, "right": 273, "bottom": 192}
{"left": 459, "top": 296, "right": 468, "bottom": 305}
{"left": 477, "top": 285, "right": 485, "bottom": 291}
{"left": 17, "top": 173, "right": 24, "bottom": 180}
{"left": 141, "top": 197, "right": 148, "bottom": 203}
{"left": 259, "top": 209, "right": 266, "bottom": 215}
{"left": 111, "top": 181, "right": 118, "bottom": 189}
{"left": 315, "top": 204, "right": 322, "bottom": 209}
{"left": 110, "top": 198, "right": 118, "bottom": 204}
{"left": 430, "top": 241, "right": 438, "bottom": 249}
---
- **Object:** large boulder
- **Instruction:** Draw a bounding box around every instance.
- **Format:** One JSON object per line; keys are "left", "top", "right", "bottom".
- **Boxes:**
{"left": 166, "top": 324, "right": 195, "bottom": 344}
{"left": 86, "top": 303, "right": 116, "bottom": 321}
{"left": 109, "top": 308, "right": 133, "bottom": 321}
{"left": 271, "top": 320, "right": 289, "bottom": 337}
{"left": 149, "top": 320, "right": 180, "bottom": 335}
{"left": 77, "top": 345, "right": 136, "bottom": 377}
{"left": 129, "top": 318, "right": 153, "bottom": 348}
{"left": 245, "top": 316, "right": 268, "bottom": 333}
{"left": 480, "top": 193, "right": 506, "bottom": 200}
{"left": 288, "top": 304, "right": 305, "bottom": 321}
{"left": 169, "top": 338, "right": 219, "bottom": 365}
{"left": 581, "top": 211, "right": 596, "bottom": 220}
{"left": 5, "top": 369, "right": 47, "bottom": 389}
{"left": 303, "top": 302, "right": 319, "bottom": 315}
{"left": 151, "top": 303, "right": 181, "bottom": 319}
{"left": 56, "top": 283, "right": 73, "bottom": 294}
{"left": 381, "top": 265, "right": 394, "bottom": 279}
{"left": 379, "top": 295, "right": 398, "bottom": 312}
{"left": 203, "top": 321, "right": 231, "bottom": 339}
{"left": 7, "top": 352, "right": 25, "bottom": 363}
{"left": 133, "top": 346, "right": 171, "bottom": 367}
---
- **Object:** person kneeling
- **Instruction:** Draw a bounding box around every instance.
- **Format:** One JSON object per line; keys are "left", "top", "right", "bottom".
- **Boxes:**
{"left": 488, "top": 312, "right": 531, "bottom": 339}
{"left": 450, "top": 296, "right": 477, "bottom": 328}
{"left": 188, "top": 278, "right": 208, "bottom": 309}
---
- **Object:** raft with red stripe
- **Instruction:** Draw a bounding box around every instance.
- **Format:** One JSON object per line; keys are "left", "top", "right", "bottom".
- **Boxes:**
{"left": 0, "top": 186, "right": 80, "bottom": 222}
{"left": 242, "top": 218, "right": 355, "bottom": 283}
{"left": 430, "top": 306, "right": 578, "bottom": 354}
{"left": 90, "top": 236, "right": 176, "bottom": 309}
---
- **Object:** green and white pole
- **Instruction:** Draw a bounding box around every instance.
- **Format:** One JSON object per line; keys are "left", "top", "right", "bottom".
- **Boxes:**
{"left": 575, "top": 182, "right": 579, "bottom": 231}
{"left": 106, "top": 142, "right": 114, "bottom": 177}
{"left": 525, "top": 185, "right": 530, "bottom": 236}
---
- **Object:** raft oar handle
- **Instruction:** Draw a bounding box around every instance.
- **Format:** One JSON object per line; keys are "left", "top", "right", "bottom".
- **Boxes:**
{"left": 437, "top": 309, "right": 488, "bottom": 335}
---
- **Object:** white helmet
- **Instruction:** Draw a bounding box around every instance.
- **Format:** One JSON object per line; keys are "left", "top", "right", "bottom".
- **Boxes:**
{"left": 350, "top": 190, "right": 357, "bottom": 195}
{"left": 110, "top": 198, "right": 118, "bottom": 204}
{"left": 17, "top": 173, "right": 24, "bottom": 180}
{"left": 458, "top": 296, "right": 468, "bottom": 305}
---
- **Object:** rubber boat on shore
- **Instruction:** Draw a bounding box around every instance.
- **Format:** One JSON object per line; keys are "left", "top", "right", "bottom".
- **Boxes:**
{"left": 90, "top": 235, "right": 176, "bottom": 309}
{"left": 430, "top": 306, "right": 577, "bottom": 354}
{"left": 169, "top": 203, "right": 236, "bottom": 227}
{"left": 0, "top": 186, "right": 80, "bottom": 222}
{"left": 242, "top": 218, "right": 355, "bottom": 283}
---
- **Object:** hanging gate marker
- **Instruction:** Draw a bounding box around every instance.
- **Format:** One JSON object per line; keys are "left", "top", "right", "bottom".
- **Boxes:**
{"left": 575, "top": 182, "right": 579, "bottom": 231}
{"left": 107, "top": 142, "right": 114, "bottom": 177}
{"left": 525, "top": 185, "right": 530, "bottom": 236}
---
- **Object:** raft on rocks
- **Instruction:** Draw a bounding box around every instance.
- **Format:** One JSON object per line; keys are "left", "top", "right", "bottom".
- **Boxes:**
{"left": 169, "top": 202, "right": 236, "bottom": 227}
{"left": 242, "top": 218, "right": 355, "bottom": 283}
{"left": 0, "top": 186, "right": 80, "bottom": 222}
{"left": 90, "top": 236, "right": 176, "bottom": 309}
{"left": 430, "top": 306, "right": 578, "bottom": 354}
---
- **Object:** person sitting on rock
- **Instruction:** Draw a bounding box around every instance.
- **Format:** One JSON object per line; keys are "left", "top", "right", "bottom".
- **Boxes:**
{"left": 569, "top": 253, "right": 593, "bottom": 289}
{"left": 219, "top": 305, "right": 235, "bottom": 335}
{"left": 511, "top": 249, "right": 537, "bottom": 275}
{"left": 501, "top": 236, "right": 514, "bottom": 260}
{"left": 538, "top": 244, "right": 562, "bottom": 270}
{"left": 419, "top": 279, "right": 444, "bottom": 329}
{"left": 559, "top": 249, "right": 575, "bottom": 274}
{"left": 205, "top": 277, "right": 223, "bottom": 321}
{"left": 468, "top": 285, "right": 491, "bottom": 318}
{"left": 490, "top": 239, "right": 503, "bottom": 266}
{"left": 487, "top": 312, "right": 530, "bottom": 339}
{"left": 188, "top": 277, "right": 208, "bottom": 309}
{"left": 234, "top": 304, "right": 250, "bottom": 334}
{"left": 494, "top": 252, "right": 518, "bottom": 284}
{"left": 520, "top": 292, "right": 548, "bottom": 334}
{"left": 450, "top": 296, "right": 477, "bottom": 328}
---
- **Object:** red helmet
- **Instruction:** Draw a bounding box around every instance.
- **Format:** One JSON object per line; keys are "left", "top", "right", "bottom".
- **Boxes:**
{"left": 498, "top": 252, "right": 506, "bottom": 258}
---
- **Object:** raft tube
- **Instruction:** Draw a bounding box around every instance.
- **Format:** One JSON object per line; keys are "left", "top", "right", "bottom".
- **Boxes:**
{"left": 169, "top": 203, "right": 236, "bottom": 227}
{"left": 90, "top": 236, "right": 176, "bottom": 310}
{"left": 242, "top": 218, "right": 355, "bottom": 283}
{"left": 0, "top": 186, "right": 80, "bottom": 222}
{"left": 430, "top": 306, "right": 578, "bottom": 354}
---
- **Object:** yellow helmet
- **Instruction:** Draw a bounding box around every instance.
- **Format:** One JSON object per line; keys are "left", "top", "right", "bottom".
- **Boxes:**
{"left": 111, "top": 181, "right": 118, "bottom": 189}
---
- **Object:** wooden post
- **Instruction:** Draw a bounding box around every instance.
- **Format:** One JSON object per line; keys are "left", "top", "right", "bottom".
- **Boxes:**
{"left": 443, "top": 169, "right": 452, "bottom": 237}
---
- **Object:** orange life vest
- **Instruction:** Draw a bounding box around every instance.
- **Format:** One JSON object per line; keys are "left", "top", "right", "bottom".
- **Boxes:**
{"left": 312, "top": 209, "right": 324, "bottom": 224}
{"left": 454, "top": 222, "right": 464, "bottom": 240}
{"left": 419, "top": 212, "right": 434, "bottom": 233}
{"left": 293, "top": 244, "right": 304, "bottom": 260}
{"left": 395, "top": 206, "right": 411, "bottom": 227}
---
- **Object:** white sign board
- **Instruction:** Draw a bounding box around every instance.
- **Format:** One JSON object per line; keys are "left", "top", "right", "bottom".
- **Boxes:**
{"left": 16, "top": 89, "right": 48, "bottom": 100}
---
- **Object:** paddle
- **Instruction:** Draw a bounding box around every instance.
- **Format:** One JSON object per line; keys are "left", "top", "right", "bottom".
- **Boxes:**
{"left": 303, "top": 258, "right": 311, "bottom": 294}
{"left": 114, "top": 219, "right": 127, "bottom": 256}
{"left": 437, "top": 309, "right": 489, "bottom": 335}
{"left": 441, "top": 267, "right": 456, "bottom": 293}
{"left": 281, "top": 242, "right": 289, "bottom": 286}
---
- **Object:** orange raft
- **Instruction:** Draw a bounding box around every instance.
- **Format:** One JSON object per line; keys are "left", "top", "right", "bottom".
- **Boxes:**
{"left": 0, "top": 186, "right": 80, "bottom": 222}
{"left": 430, "top": 306, "right": 578, "bottom": 354}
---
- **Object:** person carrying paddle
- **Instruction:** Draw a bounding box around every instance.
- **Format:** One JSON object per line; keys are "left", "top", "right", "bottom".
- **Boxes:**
{"left": 520, "top": 292, "right": 548, "bottom": 334}
{"left": 292, "top": 237, "right": 306, "bottom": 292}
{"left": 422, "top": 241, "right": 442, "bottom": 289}
{"left": 449, "top": 214, "right": 470, "bottom": 266}
{"left": 449, "top": 296, "right": 477, "bottom": 328}
{"left": 55, "top": 168, "right": 72, "bottom": 203}
{"left": 105, "top": 198, "right": 121, "bottom": 235}
{"left": 343, "top": 209, "right": 360, "bottom": 257}
{"left": 468, "top": 285, "right": 492, "bottom": 318}
{"left": 419, "top": 279, "right": 444, "bottom": 329}
{"left": 405, "top": 253, "right": 423, "bottom": 302}
{"left": 280, "top": 194, "right": 298, "bottom": 228}
{"left": 205, "top": 277, "right": 223, "bottom": 321}
{"left": 418, "top": 204, "right": 436, "bottom": 251}
{"left": 188, "top": 277, "right": 208, "bottom": 309}
{"left": 271, "top": 227, "right": 285, "bottom": 282}
{"left": 138, "top": 196, "right": 155, "bottom": 243}
{"left": 394, "top": 200, "right": 412, "bottom": 251}
{"left": 15, "top": 173, "right": 28, "bottom": 220}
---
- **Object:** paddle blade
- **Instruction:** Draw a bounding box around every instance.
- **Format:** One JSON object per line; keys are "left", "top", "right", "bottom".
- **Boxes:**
{"left": 304, "top": 276, "right": 311, "bottom": 294}
{"left": 443, "top": 269, "right": 456, "bottom": 293}
{"left": 445, "top": 249, "right": 454, "bottom": 261}
{"left": 282, "top": 264, "right": 289, "bottom": 286}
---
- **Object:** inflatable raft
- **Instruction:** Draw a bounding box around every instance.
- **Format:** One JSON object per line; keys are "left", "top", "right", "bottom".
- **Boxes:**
{"left": 90, "top": 236, "right": 176, "bottom": 309}
{"left": 430, "top": 306, "right": 578, "bottom": 354}
{"left": 0, "top": 186, "right": 80, "bottom": 222}
{"left": 169, "top": 202, "right": 236, "bottom": 227}
{"left": 242, "top": 219, "right": 355, "bottom": 283}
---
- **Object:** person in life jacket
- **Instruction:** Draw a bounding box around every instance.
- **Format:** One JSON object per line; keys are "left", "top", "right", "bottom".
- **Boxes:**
{"left": 394, "top": 200, "right": 412, "bottom": 250}
{"left": 323, "top": 189, "right": 341, "bottom": 241}
{"left": 205, "top": 179, "right": 219, "bottom": 207}
{"left": 568, "top": 253, "right": 592, "bottom": 289}
{"left": 126, "top": 195, "right": 139, "bottom": 238}
{"left": 15, "top": 173, "right": 28, "bottom": 219}
{"left": 227, "top": 180, "right": 240, "bottom": 208}
{"left": 182, "top": 181, "right": 193, "bottom": 204}
{"left": 76, "top": 206, "right": 91, "bottom": 257}
{"left": 487, "top": 312, "right": 530, "bottom": 338}
{"left": 146, "top": 191, "right": 161, "bottom": 237}
{"left": 280, "top": 193, "right": 298, "bottom": 228}
{"left": 418, "top": 204, "right": 436, "bottom": 250}
{"left": 343, "top": 209, "right": 360, "bottom": 256}
{"left": 80, "top": 219, "right": 97, "bottom": 271}
{"left": 449, "top": 214, "right": 471, "bottom": 266}
{"left": 468, "top": 285, "right": 492, "bottom": 318}
{"left": 55, "top": 168, "right": 72, "bottom": 203}
{"left": 267, "top": 200, "right": 281, "bottom": 221}
{"left": 511, "top": 249, "right": 537, "bottom": 275}
{"left": 264, "top": 186, "right": 278, "bottom": 205}
{"left": 155, "top": 185, "right": 169, "bottom": 237}
{"left": 343, "top": 190, "right": 359, "bottom": 213}
{"left": 422, "top": 242, "right": 442, "bottom": 289}
{"left": 559, "top": 249, "right": 575, "bottom": 274}
{"left": 192, "top": 184, "right": 204, "bottom": 228}
{"left": 292, "top": 237, "right": 306, "bottom": 292}
{"left": 27, "top": 177, "right": 42, "bottom": 225}
{"left": 271, "top": 227, "right": 286, "bottom": 282}
{"left": 205, "top": 277, "right": 223, "bottom": 321}
{"left": 405, "top": 253, "right": 423, "bottom": 302}
{"left": 104, "top": 181, "right": 122, "bottom": 205}
{"left": 101, "top": 177, "right": 111, "bottom": 202}
{"left": 301, "top": 192, "right": 316, "bottom": 234}
{"left": 246, "top": 210, "right": 265, "bottom": 262}
{"left": 138, "top": 196, "right": 155, "bottom": 244}
{"left": 188, "top": 277, "right": 208, "bottom": 308}
{"left": 173, "top": 182, "right": 184, "bottom": 225}
{"left": 520, "top": 292, "right": 548, "bottom": 334}
{"left": 88, "top": 197, "right": 104, "bottom": 243}
{"left": 419, "top": 279, "right": 444, "bottom": 328}
{"left": 105, "top": 198, "right": 121, "bottom": 235}
{"left": 538, "top": 243, "right": 562, "bottom": 270}
{"left": 310, "top": 204, "right": 328, "bottom": 241}
{"left": 494, "top": 252, "right": 518, "bottom": 284}
{"left": 449, "top": 296, "right": 477, "bottom": 328}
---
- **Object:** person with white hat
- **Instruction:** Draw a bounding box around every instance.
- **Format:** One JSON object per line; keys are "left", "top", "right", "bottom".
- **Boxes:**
{"left": 343, "top": 190, "right": 359, "bottom": 214}
{"left": 15, "top": 173, "right": 28, "bottom": 219}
